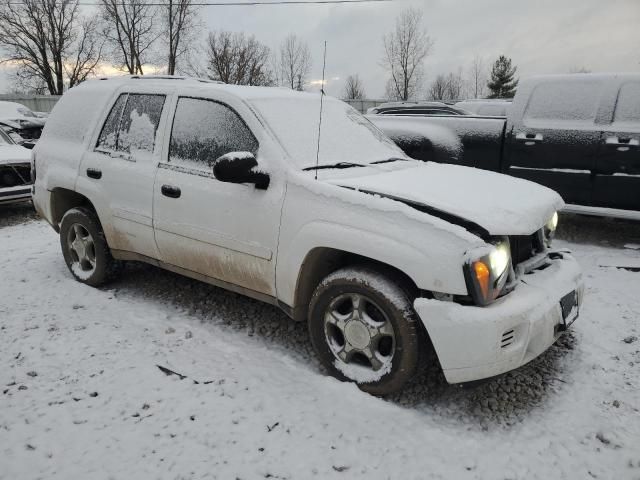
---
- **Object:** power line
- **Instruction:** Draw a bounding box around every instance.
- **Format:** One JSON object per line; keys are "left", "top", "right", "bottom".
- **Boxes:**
{"left": 6, "top": 0, "right": 394, "bottom": 6}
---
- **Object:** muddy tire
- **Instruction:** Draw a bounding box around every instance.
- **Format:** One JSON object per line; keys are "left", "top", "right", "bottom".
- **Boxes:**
{"left": 308, "top": 266, "right": 420, "bottom": 395}
{"left": 59, "top": 207, "right": 122, "bottom": 287}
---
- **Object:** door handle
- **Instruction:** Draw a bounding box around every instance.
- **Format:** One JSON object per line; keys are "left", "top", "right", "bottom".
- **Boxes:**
{"left": 161, "top": 184, "right": 181, "bottom": 198}
{"left": 86, "top": 168, "right": 102, "bottom": 179}
{"left": 606, "top": 136, "right": 639, "bottom": 148}
{"left": 515, "top": 132, "right": 543, "bottom": 144}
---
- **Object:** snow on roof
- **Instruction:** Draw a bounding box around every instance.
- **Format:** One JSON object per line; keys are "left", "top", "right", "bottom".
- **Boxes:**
{"left": 76, "top": 75, "right": 320, "bottom": 102}
{"left": 522, "top": 72, "right": 640, "bottom": 87}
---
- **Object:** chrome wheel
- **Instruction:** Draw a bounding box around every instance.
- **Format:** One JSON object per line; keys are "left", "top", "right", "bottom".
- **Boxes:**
{"left": 324, "top": 293, "right": 396, "bottom": 373}
{"left": 66, "top": 223, "right": 96, "bottom": 274}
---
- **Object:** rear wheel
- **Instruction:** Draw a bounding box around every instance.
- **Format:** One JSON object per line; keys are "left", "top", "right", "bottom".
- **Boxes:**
{"left": 59, "top": 207, "right": 122, "bottom": 287}
{"left": 308, "top": 267, "right": 420, "bottom": 395}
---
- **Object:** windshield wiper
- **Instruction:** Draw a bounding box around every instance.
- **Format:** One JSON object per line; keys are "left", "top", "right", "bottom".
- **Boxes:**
{"left": 370, "top": 157, "right": 410, "bottom": 165}
{"left": 302, "top": 162, "right": 366, "bottom": 171}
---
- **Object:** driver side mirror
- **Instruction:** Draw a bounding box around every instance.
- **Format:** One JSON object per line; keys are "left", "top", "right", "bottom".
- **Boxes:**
{"left": 212, "top": 152, "right": 270, "bottom": 190}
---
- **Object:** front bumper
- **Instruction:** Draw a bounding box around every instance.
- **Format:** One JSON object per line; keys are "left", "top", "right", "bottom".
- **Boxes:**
{"left": 0, "top": 185, "right": 32, "bottom": 204}
{"left": 414, "top": 251, "right": 584, "bottom": 384}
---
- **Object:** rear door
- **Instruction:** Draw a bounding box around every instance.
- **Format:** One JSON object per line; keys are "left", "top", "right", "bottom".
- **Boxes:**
{"left": 78, "top": 92, "right": 168, "bottom": 258}
{"left": 506, "top": 78, "right": 606, "bottom": 205}
{"left": 593, "top": 80, "right": 640, "bottom": 210}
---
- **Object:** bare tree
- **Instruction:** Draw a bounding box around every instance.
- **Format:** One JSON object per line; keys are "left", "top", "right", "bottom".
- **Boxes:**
{"left": 101, "top": 0, "right": 158, "bottom": 75}
{"left": 468, "top": 54, "right": 486, "bottom": 98}
{"left": 0, "top": 0, "right": 104, "bottom": 95}
{"left": 445, "top": 70, "right": 465, "bottom": 100}
{"left": 159, "top": 0, "right": 200, "bottom": 75}
{"left": 278, "top": 34, "right": 311, "bottom": 90}
{"left": 381, "top": 8, "right": 434, "bottom": 101}
{"left": 206, "top": 31, "right": 273, "bottom": 86}
{"left": 428, "top": 74, "right": 448, "bottom": 100}
{"left": 342, "top": 74, "right": 366, "bottom": 100}
{"left": 427, "top": 70, "right": 465, "bottom": 101}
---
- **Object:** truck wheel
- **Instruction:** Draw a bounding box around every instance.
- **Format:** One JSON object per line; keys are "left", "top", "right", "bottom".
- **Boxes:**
{"left": 59, "top": 207, "right": 122, "bottom": 287}
{"left": 308, "top": 267, "right": 420, "bottom": 395}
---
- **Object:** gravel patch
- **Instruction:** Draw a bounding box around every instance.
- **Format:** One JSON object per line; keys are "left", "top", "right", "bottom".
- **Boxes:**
{"left": 0, "top": 201, "right": 39, "bottom": 228}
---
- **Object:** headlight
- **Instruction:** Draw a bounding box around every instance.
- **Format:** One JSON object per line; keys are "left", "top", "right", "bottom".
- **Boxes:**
{"left": 544, "top": 211, "right": 558, "bottom": 246}
{"left": 464, "top": 239, "right": 511, "bottom": 306}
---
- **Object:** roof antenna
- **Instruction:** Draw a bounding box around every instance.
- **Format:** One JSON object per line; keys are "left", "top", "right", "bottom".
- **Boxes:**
{"left": 314, "top": 40, "right": 327, "bottom": 181}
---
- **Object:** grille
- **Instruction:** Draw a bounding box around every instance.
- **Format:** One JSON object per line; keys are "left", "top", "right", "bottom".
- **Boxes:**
{"left": 509, "top": 230, "right": 545, "bottom": 266}
{"left": 0, "top": 164, "right": 32, "bottom": 188}
{"left": 501, "top": 329, "right": 515, "bottom": 348}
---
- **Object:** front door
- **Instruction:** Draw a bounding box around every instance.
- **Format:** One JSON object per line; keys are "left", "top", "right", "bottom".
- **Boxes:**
{"left": 593, "top": 81, "right": 640, "bottom": 210}
{"left": 78, "top": 92, "right": 167, "bottom": 258}
{"left": 506, "top": 78, "right": 606, "bottom": 206}
{"left": 153, "top": 96, "right": 284, "bottom": 297}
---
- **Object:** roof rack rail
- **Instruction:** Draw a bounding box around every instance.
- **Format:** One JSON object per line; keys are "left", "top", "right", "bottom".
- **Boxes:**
{"left": 97, "top": 75, "right": 223, "bottom": 84}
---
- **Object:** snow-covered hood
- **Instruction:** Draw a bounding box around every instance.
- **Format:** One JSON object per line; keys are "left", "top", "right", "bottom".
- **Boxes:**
{"left": 0, "top": 144, "right": 31, "bottom": 165}
{"left": 0, "top": 117, "right": 45, "bottom": 129}
{"left": 330, "top": 162, "right": 563, "bottom": 236}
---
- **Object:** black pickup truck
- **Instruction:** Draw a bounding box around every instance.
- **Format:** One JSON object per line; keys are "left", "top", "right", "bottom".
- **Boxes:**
{"left": 369, "top": 74, "right": 640, "bottom": 216}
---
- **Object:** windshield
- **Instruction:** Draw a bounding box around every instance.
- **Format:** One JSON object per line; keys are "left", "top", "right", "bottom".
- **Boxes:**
{"left": 0, "top": 102, "right": 36, "bottom": 118}
{"left": 0, "top": 128, "right": 14, "bottom": 145}
{"left": 250, "top": 96, "right": 408, "bottom": 169}
{"left": 17, "top": 107, "right": 37, "bottom": 118}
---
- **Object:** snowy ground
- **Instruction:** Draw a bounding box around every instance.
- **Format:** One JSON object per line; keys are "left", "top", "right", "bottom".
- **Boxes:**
{"left": 1, "top": 204, "right": 639, "bottom": 480}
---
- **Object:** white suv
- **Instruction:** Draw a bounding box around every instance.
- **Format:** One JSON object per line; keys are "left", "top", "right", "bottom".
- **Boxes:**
{"left": 32, "top": 76, "right": 584, "bottom": 394}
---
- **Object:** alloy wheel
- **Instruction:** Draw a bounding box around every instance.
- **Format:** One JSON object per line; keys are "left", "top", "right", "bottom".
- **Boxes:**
{"left": 324, "top": 292, "right": 396, "bottom": 373}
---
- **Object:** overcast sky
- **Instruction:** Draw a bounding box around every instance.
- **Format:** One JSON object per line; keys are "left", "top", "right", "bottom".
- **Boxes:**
{"left": 1, "top": 0, "right": 638, "bottom": 98}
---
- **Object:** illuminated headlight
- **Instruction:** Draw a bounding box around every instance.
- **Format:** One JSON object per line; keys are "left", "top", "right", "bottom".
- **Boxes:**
{"left": 464, "top": 239, "right": 512, "bottom": 306}
{"left": 544, "top": 211, "right": 558, "bottom": 246}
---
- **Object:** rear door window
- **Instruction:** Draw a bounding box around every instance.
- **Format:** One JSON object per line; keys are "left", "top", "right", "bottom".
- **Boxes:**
{"left": 612, "top": 82, "right": 640, "bottom": 127}
{"left": 524, "top": 80, "right": 605, "bottom": 127}
{"left": 169, "top": 97, "right": 258, "bottom": 171}
{"left": 96, "top": 94, "right": 127, "bottom": 151}
{"left": 117, "top": 94, "right": 166, "bottom": 155}
{"left": 95, "top": 93, "right": 166, "bottom": 157}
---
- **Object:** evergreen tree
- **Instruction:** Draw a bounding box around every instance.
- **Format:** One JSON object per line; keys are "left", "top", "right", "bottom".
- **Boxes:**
{"left": 487, "top": 55, "right": 518, "bottom": 98}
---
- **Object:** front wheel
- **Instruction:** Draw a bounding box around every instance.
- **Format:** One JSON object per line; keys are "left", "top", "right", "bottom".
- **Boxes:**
{"left": 59, "top": 207, "right": 122, "bottom": 287}
{"left": 308, "top": 267, "right": 420, "bottom": 395}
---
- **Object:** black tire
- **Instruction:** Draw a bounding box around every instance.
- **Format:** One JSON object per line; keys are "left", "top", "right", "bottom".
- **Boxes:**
{"left": 59, "top": 207, "right": 122, "bottom": 287}
{"left": 308, "top": 266, "right": 420, "bottom": 395}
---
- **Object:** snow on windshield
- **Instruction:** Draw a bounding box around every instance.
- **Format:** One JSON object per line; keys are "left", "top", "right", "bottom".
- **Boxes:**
{"left": 250, "top": 96, "right": 408, "bottom": 169}
{"left": 613, "top": 82, "right": 640, "bottom": 127}
{"left": 0, "top": 129, "right": 12, "bottom": 144}
{"left": 0, "top": 102, "right": 35, "bottom": 118}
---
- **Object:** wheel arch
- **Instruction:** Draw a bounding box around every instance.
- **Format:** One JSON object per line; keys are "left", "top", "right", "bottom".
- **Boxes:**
{"left": 49, "top": 188, "right": 98, "bottom": 232}
{"left": 291, "top": 246, "right": 421, "bottom": 323}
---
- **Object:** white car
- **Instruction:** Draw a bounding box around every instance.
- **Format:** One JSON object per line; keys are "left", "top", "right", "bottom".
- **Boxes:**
{"left": 32, "top": 76, "right": 584, "bottom": 394}
{"left": 0, "top": 128, "right": 33, "bottom": 204}
{"left": 0, "top": 101, "right": 47, "bottom": 127}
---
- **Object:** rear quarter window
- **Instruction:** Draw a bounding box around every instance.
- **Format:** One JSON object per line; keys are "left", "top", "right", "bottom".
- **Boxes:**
{"left": 523, "top": 80, "right": 605, "bottom": 127}
{"left": 40, "top": 87, "right": 112, "bottom": 143}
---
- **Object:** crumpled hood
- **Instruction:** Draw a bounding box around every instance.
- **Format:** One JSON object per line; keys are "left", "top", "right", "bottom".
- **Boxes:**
{"left": 331, "top": 162, "right": 564, "bottom": 236}
{"left": 0, "top": 145, "right": 31, "bottom": 165}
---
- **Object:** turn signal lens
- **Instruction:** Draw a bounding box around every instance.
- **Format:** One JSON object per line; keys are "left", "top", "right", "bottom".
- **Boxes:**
{"left": 465, "top": 239, "right": 512, "bottom": 306}
{"left": 473, "top": 260, "right": 491, "bottom": 300}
